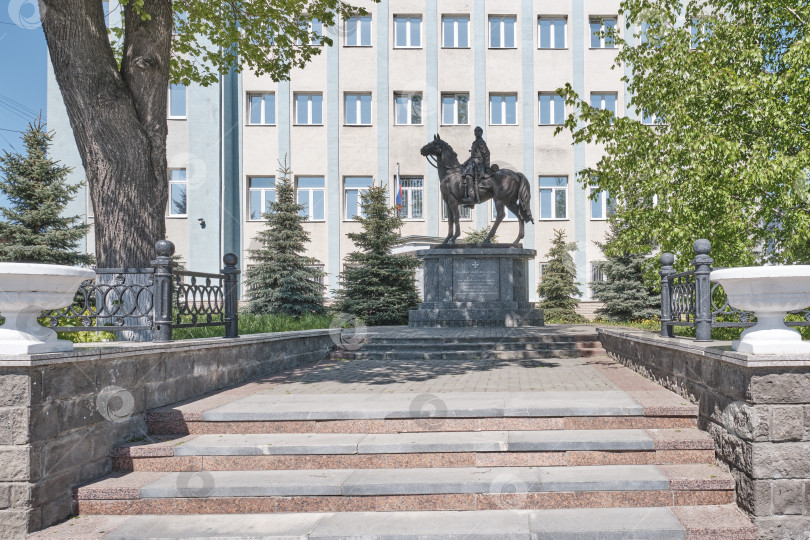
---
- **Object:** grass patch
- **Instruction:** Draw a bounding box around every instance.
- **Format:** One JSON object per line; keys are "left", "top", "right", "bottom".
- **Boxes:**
{"left": 170, "top": 312, "right": 334, "bottom": 340}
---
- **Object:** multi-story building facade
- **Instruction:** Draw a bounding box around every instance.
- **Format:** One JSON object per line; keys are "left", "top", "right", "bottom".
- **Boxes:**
{"left": 48, "top": 0, "right": 627, "bottom": 301}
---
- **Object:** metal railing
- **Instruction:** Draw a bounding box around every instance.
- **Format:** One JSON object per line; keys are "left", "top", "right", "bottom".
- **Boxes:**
{"left": 660, "top": 239, "right": 810, "bottom": 341}
{"left": 41, "top": 240, "right": 240, "bottom": 341}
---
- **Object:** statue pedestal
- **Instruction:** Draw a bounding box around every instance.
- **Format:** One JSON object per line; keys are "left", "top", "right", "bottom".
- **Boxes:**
{"left": 409, "top": 245, "right": 544, "bottom": 328}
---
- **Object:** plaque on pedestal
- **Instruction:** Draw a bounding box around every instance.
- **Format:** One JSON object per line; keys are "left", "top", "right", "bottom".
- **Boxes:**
{"left": 408, "top": 245, "right": 544, "bottom": 328}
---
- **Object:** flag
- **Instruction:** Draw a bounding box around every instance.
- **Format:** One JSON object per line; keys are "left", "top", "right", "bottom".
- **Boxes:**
{"left": 395, "top": 163, "right": 403, "bottom": 211}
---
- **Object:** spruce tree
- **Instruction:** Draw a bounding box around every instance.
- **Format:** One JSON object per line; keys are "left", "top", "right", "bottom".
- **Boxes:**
{"left": 245, "top": 162, "right": 326, "bottom": 316}
{"left": 537, "top": 229, "right": 586, "bottom": 323}
{"left": 591, "top": 221, "right": 660, "bottom": 321}
{"left": 0, "top": 120, "right": 92, "bottom": 265}
{"left": 462, "top": 226, "right": 496, "bottom": 244}
{"left": 333, "top": 183, "right": 420, "bottom": 326}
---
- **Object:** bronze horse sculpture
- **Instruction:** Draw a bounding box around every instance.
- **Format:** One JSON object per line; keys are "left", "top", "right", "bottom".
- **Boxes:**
{"left": 421, "top": 134, "right": 534, "bottom": 246}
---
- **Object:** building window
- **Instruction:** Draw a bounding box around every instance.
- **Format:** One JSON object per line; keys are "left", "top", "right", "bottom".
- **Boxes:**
{"left": 442, "top": 16, "right": 469, "bottom": 48}
{"left": 590, "top": 17, "right": 616, "bottom": 48}
{"left": 441, "top": 93, "right": 469, "bottom": 125}
{"left": 539, "top": 176, "right": 568, "bottom": 219}
{"left": 305, "top": 265, "right": 326, "bottom": 286}
{"left": 297, "top": 17, "right": 323, "bottom": 45}
{"left": 642, "top": 112, "right": 664, "bottom": 125}
{"left": 539, "top": 93, "right": 564, "bottom": 125}
{"left": 248, "top": 176, "right": 275, "bottom": 220}
{"left": 297, "top": 176, "right": 325, "bottom": 221}
{"left": 168, "top": 169, "right": 187, "bottom": 216}
{"left": 539, "top": 262, "right": 549, "bottom": 280}
{"left": 490, "top": 94, "right": 517, "bottom": 125}
{"left": 345, "top": 93, "right": 372, "bottom": 125}
{"left": 394, "top": 93, "right": 422, "bottom": 125}
{"left": 247, "top": 93, "right": 275, "bottom": 125}
{"left": 590, "top": 189, "right": 615, "bottom": 220}
{"left": 397, "top": 177, "right": 424, "bottom": 220}
{"left": 168, "top": 84, "right": 186, "bottom": 119}
{"left": 345, "top": 16, "right": 372, "bottom": 46}
{"left": 295, "top": 93, "right": 323, "bottom": 125}
{"left": 591, "top": 262, "right": 606, "bottom": 283}
{"left": 394, "top": 16, "right": 421, "bottom": 48}
{"left": 538, "top": 17, "right": 566, "bottom": 48}
{"left": 344, "top": 176, "right": 373, "bottom": 220}
{"left": 489, "top": 16, "right": 516, "bottom": 48}
{"left": 590, "top": 93, "right": 617, "bottom": 115}
{"left": 491, "top": 201, "right": 518, "bottom": 221}
{"left": 442, "top": 202, "right": 472, "bottom": 221}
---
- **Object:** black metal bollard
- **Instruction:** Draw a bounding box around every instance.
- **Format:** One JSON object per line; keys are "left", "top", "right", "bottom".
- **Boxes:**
{"left": 222, "top": 253, "right": 240, "bottom": 339}
{"left": 660, "top": 252, "right": 675, "bottom": 337}
{"left": 692, "top": 239, "right": 713, "bottom": 342}
{"left": 151, "top": 240, "right": 175, "bottom": 342}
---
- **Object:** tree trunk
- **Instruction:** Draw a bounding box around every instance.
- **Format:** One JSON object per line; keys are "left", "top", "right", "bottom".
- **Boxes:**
{"left": 39, "top": 0, "right": 172, "bottom": 268}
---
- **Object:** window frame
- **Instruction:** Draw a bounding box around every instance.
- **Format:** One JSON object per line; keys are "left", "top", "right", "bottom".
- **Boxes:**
{"left": 489, "top": 15, "right": 517, "bottom": 49}
{"left": 394, "top": 92, "right": 423, "bottom": 125}
{"left": 305, "top": 264, "right": 326, "bottom": 286}
{"left": 489, "top": 93, "right": 518, "bottom": 126}
{"left": 538, "top": 92, "right": 565, "bottom": 125}
{"left": 589, "top": 16, "right": 617, "bottom": 49}
{"left": 296, "top": 176, "right": 326, "bottom": 222}
{"left": 394, "top": 15, "right": 422, "bottom": 48}
{"left": 247, "top": 176, "right": 276, "bottom": 222}
{"left": 538, "top": 176, "right": 568, "bottom": 220}
{"left": 442, "top": 202, "right": 473, "bottom": 222}
{"left": 590, "top": 92, "right": 618, "bottom": 115}
{"left": 344, "top": 92, "right": 373, "bottom": 126}
{"left": 297, "top": 17, "right": 323, "bottom": 46}
{"left": 168, "top": 168, "right": 188, "bottom": 217}
{"left": 294, "top": 93, "right": 324, "bottom": 126}
{"left": 590, "top": 261, "right": 606, "bottom": 284}
{"left": 441, "top": 93, "right": 470, "bottom": 126}
{"left": 442, "top": 15, "right": 470, "bottom": 48}
{"left": 590, "top": 188, "right": 614, "bottom": 220}
{"left": 537, "top": 16, "right": 567, "bottom": 49}
{"left": 397, "top": 176, "right": 425, "bottom": 221}
{"left": 167, "top": 84, "right": 187, "bottom": 120}
{"left": 246, "top": 92, "right": 276, "bottom": 126}
{"left": 344, "top": 176, "right": 373, "bottom": 221}
{"left": 345, "top": 15, "right": 372, "bottom": 47}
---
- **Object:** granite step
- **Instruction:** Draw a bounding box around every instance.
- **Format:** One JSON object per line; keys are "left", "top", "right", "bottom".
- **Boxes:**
{"left": 75, "top": 464, "right": 736, "bottom": 515}
{"left": 347, "top": 340, "right": 604, "bottom": 352}
{"left": 330, "top": 348, "right": 606, "bottom": 361}
{"left": 356, "top": 333, "right": 599, "bottom": 345}
{"left": 111, "top": 429, "right": 716, "bottom": 472}
{"left": 30, "top": 506, "right": 759, "bottom": 539}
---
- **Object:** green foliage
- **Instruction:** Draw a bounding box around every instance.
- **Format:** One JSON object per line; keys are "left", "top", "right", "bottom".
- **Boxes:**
{"left": 591, "top": 222, "right": 660, "bottom": 321}
{"left": 245, "top": 161, "right": 326, "bottom": 317}
{"left": 538, "top": 229, "right": 586, "bottom": 323}
{"left": 0, "top": 121, "right": 92, "bottom": 265}
{"left": 332, "top": 183, "right": 421, "bottom": 326}
{"left": 171, "top": 312, "right": 333, "bottom": 340}
{"left": 461, "top": 226, "right": 496, "bottom": 244}
{"left": 115, "top": 0, "right": 378, "bottom": 85}
{"left": 557, "top": 0, "right": 810, "bottom": 272}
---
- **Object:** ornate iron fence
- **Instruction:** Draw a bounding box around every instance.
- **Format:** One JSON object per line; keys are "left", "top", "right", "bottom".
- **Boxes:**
{"left": 42, "top": 240, "right": 239, "bottom": 341}
{"left": 660, "top": 239, "right": 810, "bottom": 341}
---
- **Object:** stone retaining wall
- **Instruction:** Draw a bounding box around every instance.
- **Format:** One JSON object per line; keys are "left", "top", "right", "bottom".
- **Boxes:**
{"left": 598, "top": 327, "right": 810, "bottom": 539}
{"left": 0, "top": 329, "right": 337, "bottom": 538}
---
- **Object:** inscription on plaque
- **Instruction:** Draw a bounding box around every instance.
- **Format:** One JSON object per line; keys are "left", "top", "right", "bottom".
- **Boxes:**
{"left": 453, "top": 258, "right": 500, "bottom": 301}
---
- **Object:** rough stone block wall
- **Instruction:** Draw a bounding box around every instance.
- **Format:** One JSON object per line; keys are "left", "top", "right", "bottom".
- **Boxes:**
{"left": 0, "top": 329, "right": 337, "bottom": 538}
{"left": 599, "top": 328, "right": 810, "bottom": 539}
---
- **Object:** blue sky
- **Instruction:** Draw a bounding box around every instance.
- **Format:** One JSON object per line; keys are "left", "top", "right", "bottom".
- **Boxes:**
{"left": 0, "top": 0, "right": 48, "bottom": 207}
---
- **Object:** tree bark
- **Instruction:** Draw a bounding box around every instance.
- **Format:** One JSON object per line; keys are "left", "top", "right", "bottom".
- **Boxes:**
{"left": 39, "top": 0, "right": 172, "bottom": 268}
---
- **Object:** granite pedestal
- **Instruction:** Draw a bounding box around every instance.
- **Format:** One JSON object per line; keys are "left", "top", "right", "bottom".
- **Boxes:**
{"left": 409, "top": 245, "right": 544, "bottom": 327}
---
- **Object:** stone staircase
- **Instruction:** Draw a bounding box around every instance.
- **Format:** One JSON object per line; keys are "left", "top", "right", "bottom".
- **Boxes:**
{"left": 33, "top": 327, "right": 756, "bottom": 539}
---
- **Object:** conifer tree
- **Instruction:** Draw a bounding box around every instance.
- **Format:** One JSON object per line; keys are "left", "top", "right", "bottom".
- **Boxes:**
{"left": 591, "top": 221, "right": 660, "bottom": 321}
{"left": 537, "top": 229, "right": 586, "bottom": 323}
{"left": 333, "top": 183, "right": 420, "bottom": 326}
{"left": 0, "top": 120, "right": 92, "bottom": 265}
{"left": 245, "top": 162, "right": 326, "bottom": 316}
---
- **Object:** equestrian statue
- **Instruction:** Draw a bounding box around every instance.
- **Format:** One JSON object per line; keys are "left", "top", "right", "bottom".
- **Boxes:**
{"left": 420, "top": 127, "right": 534, "bottom": 246}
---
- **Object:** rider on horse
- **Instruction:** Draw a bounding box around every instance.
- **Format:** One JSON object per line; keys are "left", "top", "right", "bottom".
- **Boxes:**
{"left": 461, "top": 126, "right": 491, "bottom": 207}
